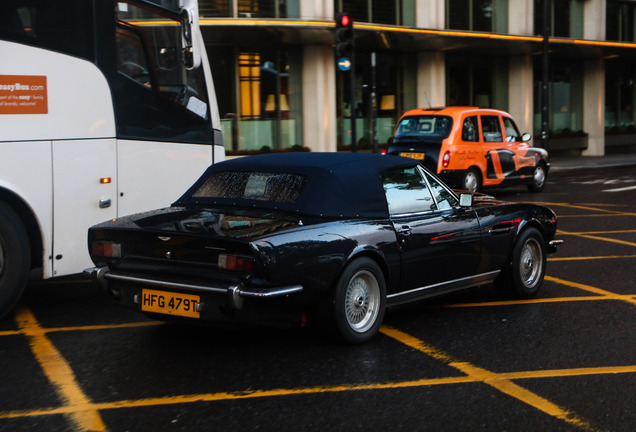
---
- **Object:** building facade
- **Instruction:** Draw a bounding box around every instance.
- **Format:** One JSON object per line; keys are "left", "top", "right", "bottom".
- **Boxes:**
{"left": 198, "top": 0, "right": 636, "bottom": 156}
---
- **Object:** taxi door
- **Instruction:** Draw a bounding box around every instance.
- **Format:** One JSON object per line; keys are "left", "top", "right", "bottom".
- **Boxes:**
{"left": 480, "top": 114, "right": 517, "bottom": 185}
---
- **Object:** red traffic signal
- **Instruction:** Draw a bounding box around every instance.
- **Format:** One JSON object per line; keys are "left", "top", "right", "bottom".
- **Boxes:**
{"left": 335, "top": 12, "right": 353, "bottom": 59}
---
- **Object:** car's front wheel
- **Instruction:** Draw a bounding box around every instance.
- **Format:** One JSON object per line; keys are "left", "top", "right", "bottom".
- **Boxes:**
{"left": 496, "top": 227, "right": 546, "bottom": 298}
{"left": 333, "top": 257, "right": 386, "bottom": 344}
{"left": 527, "top": 163, "right": 547, "bottom": 193}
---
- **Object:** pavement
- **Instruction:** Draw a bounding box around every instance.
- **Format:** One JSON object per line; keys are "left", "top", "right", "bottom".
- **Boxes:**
{"left": 550, "top": 151, "right": 636, "bottom": 176}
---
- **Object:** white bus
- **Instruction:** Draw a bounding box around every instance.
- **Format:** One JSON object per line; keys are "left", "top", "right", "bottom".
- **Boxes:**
{"left": 0, "top": 0, "right": 224, "bottom": 317}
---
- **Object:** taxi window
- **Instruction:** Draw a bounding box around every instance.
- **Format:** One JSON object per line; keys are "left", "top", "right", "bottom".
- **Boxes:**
{"left": 503, "top": 117, "right": 521, "bottom": 142}
{"left": 481, "top": 116, "right": 503, "bottom": 142}
{"left": 382, "top": 167, "right": 435, "bottom": 215}
{"left": 462, "top": 116, "right": 479, "bottom": 142}
{"left": 395, "top": 116, "right": 453, "bottom": 139}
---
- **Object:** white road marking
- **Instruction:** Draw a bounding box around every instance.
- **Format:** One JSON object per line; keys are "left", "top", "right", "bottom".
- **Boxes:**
{"left": 602, "top": 185, "right": 636, "bottom": 193}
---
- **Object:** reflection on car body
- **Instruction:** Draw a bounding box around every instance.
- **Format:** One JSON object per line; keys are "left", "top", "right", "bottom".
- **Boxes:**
{"left": 85, "top": 153, "right": 561, "bottom": 344}
{"left": 388, "top": 106, "right": 550, "bottom": 193}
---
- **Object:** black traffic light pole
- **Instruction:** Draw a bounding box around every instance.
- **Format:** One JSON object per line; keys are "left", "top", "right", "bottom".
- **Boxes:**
{"left": 335, "top": 13, "right": 356, "bottom": 152}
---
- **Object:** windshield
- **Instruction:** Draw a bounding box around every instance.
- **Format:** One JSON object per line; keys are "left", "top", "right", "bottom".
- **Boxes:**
{"left": 394, "top": 115, "right": 453, "bottom": 140}
{"left": 116, "top": 1, "right": 209, "bottom": 119}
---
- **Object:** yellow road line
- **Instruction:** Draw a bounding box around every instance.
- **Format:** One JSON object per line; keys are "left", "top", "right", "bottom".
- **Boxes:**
{"left": 2, "top": 362, "right": 635, "bottom": 425}
{"left": 558, "top": 230, "right": 636, "bottom": 248}
{"left": 380, "top": 326, "right": 606, "bottom": 432}
{"left": 14, "top": 306, "right": 107, "bottom": 432}
{"left": 545, "top": 276, "right": 636, "bottom": 305}
{"left": 549, "top": 255, "right": 636, "bottom": 261}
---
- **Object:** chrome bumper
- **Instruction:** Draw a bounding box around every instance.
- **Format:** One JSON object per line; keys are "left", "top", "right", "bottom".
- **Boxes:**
{"left": 548, "top": 239, "right": 564, "bottom": 254}
{"left": 83, "top": 266, "right": 303, "bottom": 310}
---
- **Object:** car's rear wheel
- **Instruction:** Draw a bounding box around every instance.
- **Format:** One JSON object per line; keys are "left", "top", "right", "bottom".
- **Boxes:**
{"left": 461, "top": 168, "right": 482, "bottom": 192}
{"left": 527, "top": 163, "right": 547, "bottom": 193}
{"left": 496, "top": 227, "right": 546, "bottom": 298}
{"left": 333, "top": 258, "right": 386, "bottom": 344}
{"left": 0, "top": 203, "right": 30, "bottom": 318}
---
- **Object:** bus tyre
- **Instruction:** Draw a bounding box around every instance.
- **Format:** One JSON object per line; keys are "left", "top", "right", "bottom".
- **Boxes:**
{"left": 0, "top": 203, "right": 30, "bottom": 319}
{"left": 333, "top": 258, "right": 386, "bottom": 344}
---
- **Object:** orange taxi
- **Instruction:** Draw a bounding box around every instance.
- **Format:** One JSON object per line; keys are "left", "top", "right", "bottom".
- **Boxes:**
{"left": 388, "top": 107, "right": 549, "bottom": 192}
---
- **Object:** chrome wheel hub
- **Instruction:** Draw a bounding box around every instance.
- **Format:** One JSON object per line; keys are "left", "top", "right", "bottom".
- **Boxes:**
{"left": 534, "top": 166, "right": 546, "bottom": 188}
{"left": 345, "top": 270, "right": 380, "bottom": 333}
{"left": 520, "top": 238, "right": 542, "bottom": 287}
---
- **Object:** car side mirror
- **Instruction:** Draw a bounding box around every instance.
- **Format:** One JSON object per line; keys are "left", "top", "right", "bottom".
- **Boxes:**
{"left": 521, "top": 132, "right": 532, "bottom": 142}
{"left": 459, "top": 193, "right": 473, "bottom": 208}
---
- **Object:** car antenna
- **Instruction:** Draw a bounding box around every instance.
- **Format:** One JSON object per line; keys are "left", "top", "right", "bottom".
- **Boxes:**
{"left": 424, "top": 91, "right": 431, "bottom": 109}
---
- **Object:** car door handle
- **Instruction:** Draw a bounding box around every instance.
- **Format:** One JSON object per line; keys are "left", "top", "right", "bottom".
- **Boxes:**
{"left": 397, "top": 226, "right": 412, "bottom": 236}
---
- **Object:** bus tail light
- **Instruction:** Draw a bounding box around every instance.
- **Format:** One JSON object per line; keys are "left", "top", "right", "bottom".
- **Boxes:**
{"left": 91, "top": 241, "right": 122, "bottom": 258}
{"left": 442, "top": 151, "right": 451, "bottom": 168}
{"left": 218, "top": 254, "right": 255, "bottom": 273}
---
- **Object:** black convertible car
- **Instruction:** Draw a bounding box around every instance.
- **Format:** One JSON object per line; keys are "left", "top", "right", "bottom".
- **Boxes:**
{"left": 85, "top": 153, "right": 561, "bottom": 343}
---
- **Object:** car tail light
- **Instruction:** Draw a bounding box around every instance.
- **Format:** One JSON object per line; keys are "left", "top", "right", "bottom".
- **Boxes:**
{"left": 380, "top": 149, "right": 387, "bottom": 155}
{"left": 91, "top": 241, "right": 122, "bottom": 258}
{"left": 218, "top": 254, "right": 255, "bottom": 273}
{"left": 442, "top": 151, "right": 451, "bottom": 168}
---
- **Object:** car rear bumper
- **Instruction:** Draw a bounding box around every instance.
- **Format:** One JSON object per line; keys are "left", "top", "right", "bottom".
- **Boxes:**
{"left": 83, "top": 266, "right": 304, "bottom": 320}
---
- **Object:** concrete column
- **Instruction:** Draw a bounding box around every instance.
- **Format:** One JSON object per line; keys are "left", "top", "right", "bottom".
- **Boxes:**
{"left": 583, "top": 0, "right": 606, "bottom": 40}
{"left": 302, "top": 45, "right": 337, "bottom": 152}
{"left": 299, "top": 0, "right": 333, "bottom": 20}
{"left": 508, "top": 55, "right": 534, "bottom": 136}
{"left": 415, "top": 0, "right": 445, "bottom": 29}
{"left": 582, "top": 58, "right": 605, "bottom": 156}
{"left": 507, "top": 0, "right": 533, "bottom": 35}
{"left": 417, "top": 51, "right": 446, "bottom": 108}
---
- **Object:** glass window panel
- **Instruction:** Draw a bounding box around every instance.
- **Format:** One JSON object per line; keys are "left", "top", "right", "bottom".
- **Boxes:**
{"left": 372, "top": 0, "right": 397, "bottom": 24}
{"left": 421, "top": 168, "right": 458, "bottom": 210}
{"left": 382, "top": 167, "right": 436, "bottom": 215}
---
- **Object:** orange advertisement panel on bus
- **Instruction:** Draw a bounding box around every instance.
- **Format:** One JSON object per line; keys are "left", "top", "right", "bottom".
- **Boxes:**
{"left": 0, "top": 75, "right": 48, "bottom": 115}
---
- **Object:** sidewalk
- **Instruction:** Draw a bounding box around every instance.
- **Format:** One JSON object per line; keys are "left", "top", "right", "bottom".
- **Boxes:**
{"left": 550, "top": 152, "right": 636, "bottom": 176}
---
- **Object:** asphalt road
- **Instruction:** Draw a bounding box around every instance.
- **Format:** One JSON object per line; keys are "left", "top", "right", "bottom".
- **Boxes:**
{"left": 1, "top": 167, "right": 635, "bottom": 432}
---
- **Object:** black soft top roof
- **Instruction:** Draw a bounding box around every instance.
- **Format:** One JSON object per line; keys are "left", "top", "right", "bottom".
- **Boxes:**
{"left": 175, "top": 152, "right": 419, "bottom": 218}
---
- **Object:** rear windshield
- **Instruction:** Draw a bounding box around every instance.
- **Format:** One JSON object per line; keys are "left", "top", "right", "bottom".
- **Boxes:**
{"left": 192, "top": 171, "right": 306, "bottom": 204}
{"left": 394, "top": 115, "right": 453, "bottom": 140}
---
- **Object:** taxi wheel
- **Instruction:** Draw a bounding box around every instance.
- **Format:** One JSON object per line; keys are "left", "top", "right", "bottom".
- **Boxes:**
{"left": 462, "top": 168, "right": 482, "bottom": 193}
{"left": 0, "top": 203, "right": 30, "bottom": 319}
{"left": 495, "top": 227, "right": 546, "bottom": 298}
{"left": 527, "top": 163, "right": 547, "bottom": 193}
{"left": 332, "top": 258, "right": 386, "bottom": 344}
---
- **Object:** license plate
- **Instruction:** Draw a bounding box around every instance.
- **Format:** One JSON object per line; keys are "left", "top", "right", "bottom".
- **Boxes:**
{"left": 141, "top": 289, "right": 200, "bottom": 318}
{"left": 400, "top": 152, "right": 425, "bottom": 160}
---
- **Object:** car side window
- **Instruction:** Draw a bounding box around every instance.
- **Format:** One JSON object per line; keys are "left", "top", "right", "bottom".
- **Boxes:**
{"left": 503, "top": 117, "right": 521, "bottom": 142}
{"left": 481, "top": 116, "right": 503, "bottom": 142}
{"left": 382, "top": 167, "right": 436, "bottom": 215}
{"left": 462, "top": 116, "right": 479, "bottom": 142}
{"left": 420, "top": 168, "right": 458, "bottom": 210}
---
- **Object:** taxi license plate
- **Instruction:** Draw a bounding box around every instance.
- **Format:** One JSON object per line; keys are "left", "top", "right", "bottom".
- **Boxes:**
{"left": 400, "top": 152, "right": 425, "bottom": 160}
{"left": 141, "top": 289, "right": 200, "bottom": 319}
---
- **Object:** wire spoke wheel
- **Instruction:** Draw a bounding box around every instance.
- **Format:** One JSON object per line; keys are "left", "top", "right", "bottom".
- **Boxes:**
{"left": 519, "top": 237, "right": 543, "bottom": 288}
{"left": 344, "top": 270, "right": 380, "bottom": 333}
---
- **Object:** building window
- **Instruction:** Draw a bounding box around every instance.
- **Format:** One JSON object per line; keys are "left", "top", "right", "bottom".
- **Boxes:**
{"left": 446, "top": 54, "right": 508, "bottom": 110}
{"left": 336, "top": 52, "right": 416, "bottom": 149}
{"left": 446, "top": 0, "right": 508, "bottom": 33}
{"left": 533, "top": 59, "right": 584, "bottom": 136}
{"left": 199, "top": 0, "right": 299, "bottom": 18}
{"left": 534, "top": 0, "right": 583, "bottom": 38}
{"left": 607, "top": 0, "right": 636, "bottom": 42}
{"left": 605, "top": 60, "right": 636, "bottom": 131}
{"left": 213, "top": 48, "right": 303, "bottom": 153}
{"left": 335, "top": 0, "right": 415, "bottom": 26}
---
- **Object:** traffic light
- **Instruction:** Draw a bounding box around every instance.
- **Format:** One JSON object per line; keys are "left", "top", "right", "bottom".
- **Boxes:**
{"left": 335, "top": 12, "right": 353, "bottom": 59}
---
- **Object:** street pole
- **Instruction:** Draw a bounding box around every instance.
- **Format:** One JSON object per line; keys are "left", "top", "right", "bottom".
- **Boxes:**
{"left": 371, "top": 52, "right": 378, "bottom": 154}
{"left": 541, "top": 0, "right": 551, "bottom": 151}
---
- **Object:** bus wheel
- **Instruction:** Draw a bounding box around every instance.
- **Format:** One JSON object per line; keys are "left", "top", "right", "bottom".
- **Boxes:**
{"left": 0, "top": 203, "right": 30, "bottom": 318}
